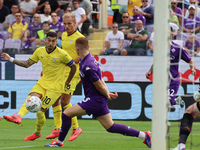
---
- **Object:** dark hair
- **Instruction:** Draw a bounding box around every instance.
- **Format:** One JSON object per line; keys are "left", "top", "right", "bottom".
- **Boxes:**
{"left": 42, "top": 21, "right": 50, "bottom": 26}
{"left": 72, "top": 0, "right": 80, "bottom": 3}
{"left": 122, "top": 12, "right": 129, "bottom": 16}
{"left": 46, "top": 32, "right": 57, "bottom": 38}
{"left": 75, "top": 37, "right": 89, "bottom": 50}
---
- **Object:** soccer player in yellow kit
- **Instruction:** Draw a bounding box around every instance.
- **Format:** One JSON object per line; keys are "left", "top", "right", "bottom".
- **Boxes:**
{"left": 47, "top": 13, "right": 85, "bottom": 141}
{"left": 2, "top": 32, "right": 77, "bottom": 141}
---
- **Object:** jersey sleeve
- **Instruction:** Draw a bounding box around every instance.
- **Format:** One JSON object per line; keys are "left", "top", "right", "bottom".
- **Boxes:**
{"left": 181, "top": 48, "right": 191, "bottom": 62}
{"left": 8, "top": 25, "right": 12, "bottom": 33}
{"left": 29, "top": 49, "right": 39, "bottom": 63}
{"left": 22, "top": 22, "right": 28, "bottom": 31}
{"left": 85, "top": 67, "right": 100, "bottom": 82}
{"left": 61, "top": 51, "right": 74, "bottom": 67}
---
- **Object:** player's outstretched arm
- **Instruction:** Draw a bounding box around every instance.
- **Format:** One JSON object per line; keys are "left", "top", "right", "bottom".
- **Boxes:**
{"left": 1, "top": 52, "right": 35, "bottom": 68}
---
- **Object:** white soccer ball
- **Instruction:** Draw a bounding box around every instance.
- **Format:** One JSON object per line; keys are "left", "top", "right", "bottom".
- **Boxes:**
{"left": 25, "top": 96, "right": 42, "bottom": 113}
{"left": 193, "top": 91, "right": 200, "bottom": 102}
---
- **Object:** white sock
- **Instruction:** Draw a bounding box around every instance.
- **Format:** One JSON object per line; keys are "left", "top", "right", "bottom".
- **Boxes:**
{"left": 57, "top": 139, "right": 64, "bottom": 144}
{"left": 138, "top": 131, "right": 145, "bottom": 140}
{"left": 177, "top": 143, "right": 185, "bottom": 149}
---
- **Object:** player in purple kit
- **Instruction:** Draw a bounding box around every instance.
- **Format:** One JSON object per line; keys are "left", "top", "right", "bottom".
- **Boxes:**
{"left": 50, "top": 12, "right": 64, "bottom": 47}
{"left": 146, "top": 25, "right": 196, "bottom": 108}
{"left": 45, "top": 37, "right": 152, "bottom": 148}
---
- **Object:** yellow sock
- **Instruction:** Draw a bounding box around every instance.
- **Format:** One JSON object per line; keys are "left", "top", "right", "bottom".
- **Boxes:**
{"left": 18, "top": 95, "right": 31, "bottom": 117}
{"left": 35, "top": 110, "right": 46, "bottom": 133}
{"left": 53, "top": 105, "right": 62, "bottom": 129}
{"left": 63, "top": 103, "right": 79, "bottom": 130}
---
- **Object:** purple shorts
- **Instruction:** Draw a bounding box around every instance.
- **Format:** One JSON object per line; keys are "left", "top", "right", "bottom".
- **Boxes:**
{"left": 169, "top": 82, "right": 179, "bottom": 105}
{"left": 77, "top": 97, "right": 110, "bottom": 118}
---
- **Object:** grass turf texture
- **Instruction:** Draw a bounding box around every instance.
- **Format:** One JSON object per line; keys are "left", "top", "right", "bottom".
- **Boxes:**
{"left": 0, "top": 119, "right": 200, "bottom": 149}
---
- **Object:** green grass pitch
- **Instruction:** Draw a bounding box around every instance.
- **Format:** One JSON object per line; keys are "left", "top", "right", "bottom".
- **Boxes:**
{"left": 0, "top": 119, "right": 200, "bottom": 150}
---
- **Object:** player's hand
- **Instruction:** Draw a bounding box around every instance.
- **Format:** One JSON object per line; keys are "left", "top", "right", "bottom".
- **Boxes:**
{"left": 191, "top": 69, "right": 196, "bottom": 76}
{"left": 146, "top": 71, "right": 152, "bottom": 79}
{"left": 108, "top": 91, "right": 118, "bottom": 100}
{"left": 113, "top": 49, "right": 118, "bottom": 54}
{"left": 1, "top": 53, "right": 11, "bottom": 61}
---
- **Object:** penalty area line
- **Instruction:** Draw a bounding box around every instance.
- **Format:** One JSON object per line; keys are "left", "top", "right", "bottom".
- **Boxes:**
{"left": 0, "top": 146, "right": 37, "bottom": 149}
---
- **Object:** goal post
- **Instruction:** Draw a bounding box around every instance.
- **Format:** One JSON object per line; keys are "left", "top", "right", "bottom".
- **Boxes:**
{"left": 152, "top": 0, "right": 170, "bottom": 149}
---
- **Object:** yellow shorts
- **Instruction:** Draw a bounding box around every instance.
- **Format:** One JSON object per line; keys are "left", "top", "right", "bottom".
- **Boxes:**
{"left": 63, "top": 77, "right": 80, "bottom": 95}
{"left": 29, "top": 83, "right": 62, "bottom": 110}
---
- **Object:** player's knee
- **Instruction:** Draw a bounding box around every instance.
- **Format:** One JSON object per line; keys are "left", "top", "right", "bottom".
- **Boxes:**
{"left": 40, "top": 107, "right": 47, "bottom": 112}
{"left": 52, "top": 99, "right": 60, "bottom": 107}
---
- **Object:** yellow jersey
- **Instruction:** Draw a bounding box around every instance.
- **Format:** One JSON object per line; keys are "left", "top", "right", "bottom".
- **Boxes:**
{"left": 29, "top": 46, "right": 73, "bottom": 93}
{"left": 8, "top": 21, "right": 28, "bottom": 39}
{"left": 61, "top": 30, "right": 84, "bottom": 78}
{"left": 128, "top": 0, "right": 142, "bottom": 16}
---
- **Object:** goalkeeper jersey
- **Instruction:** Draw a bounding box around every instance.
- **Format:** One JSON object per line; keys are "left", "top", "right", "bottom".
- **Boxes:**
{"left": 61, "top": 30, "right": 84, "bottom": 78}
{"left": 29, "top": 46, "right": 73, "bottom": 93}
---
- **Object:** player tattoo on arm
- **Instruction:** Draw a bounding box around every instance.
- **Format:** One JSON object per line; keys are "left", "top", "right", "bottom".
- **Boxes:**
{"left": 13, "top": 59, "right": 35, "bottom": 68}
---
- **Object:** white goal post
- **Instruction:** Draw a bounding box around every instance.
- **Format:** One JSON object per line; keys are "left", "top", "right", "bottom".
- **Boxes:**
{"left": 152, "top": 0, "right": 170, "bottom": 150}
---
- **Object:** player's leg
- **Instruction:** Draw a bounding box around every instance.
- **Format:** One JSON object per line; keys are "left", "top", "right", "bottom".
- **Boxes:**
{"left": 24, "top": 90, "right": 61, "bottom": 141}
{"left": 173, "top": 102, "right": 200, "bottom": 150}
{"left": 61, "top": 77, "right": 82, "bottom": 141}
{"left": 96, "top": 113, "right": 151, "bottom": 148}
{"left": 169, "top": 83, "right": 184, "bottom": 108}
{"left": 3, "top": 87, "right": 42, "bottom": 125}
{"left": 44, "top": 104, "right": 87, "bottom": 147}
{"left": 46, "top": 97, "right": 62, "bottom": 139}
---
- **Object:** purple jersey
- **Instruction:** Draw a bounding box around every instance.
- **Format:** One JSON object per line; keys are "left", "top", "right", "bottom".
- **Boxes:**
{"left": 27, "top": 22, "right": 42, "bottom": 38}
{"left": 50, "top": 21, "right": 64, "bottom": 34}
{"left": 183, "top": 16, "right": 200, "bottom": 29}
{"left": 170, "top": 42, "right": 191, "bottom": 84}
{"left": 131, "top": 14, "right": 146, "bottom": 25}
{"left": 173, "top": 7, "right": 182, "bottom": 17}
{"left": 185, "top": 39, "right": 200, "bottom": 52}
{"left": 79, "top": 53, "right": 107, "bottom": 102}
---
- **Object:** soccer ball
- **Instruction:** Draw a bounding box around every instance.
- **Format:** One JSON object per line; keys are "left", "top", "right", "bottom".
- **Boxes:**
{"left": 193, "top": 91, "right": 200, "bottom": 102}
{"left": 25, "top": 96, "right": 42, "bottom": 113}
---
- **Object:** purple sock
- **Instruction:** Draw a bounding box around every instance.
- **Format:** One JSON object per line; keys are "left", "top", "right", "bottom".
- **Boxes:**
{"left": 107, "top": 123, "right": 140, "bottom": 137}
{"left": 58, "top": 113, "right": 72, "bottom": 142}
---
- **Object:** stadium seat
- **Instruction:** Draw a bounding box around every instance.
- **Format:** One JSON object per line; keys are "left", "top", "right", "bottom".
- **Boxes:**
{"left": 146, "top": 24, "right": 154, "bottom": 33}
{"left": 0, "top": 23, "right": 4, "bottom": 31}
{"left": 89, "top": 40, "right": 104, "bottom": 55}
{"left": 4, "top": 39, "right": 21, "bottom": 53}
{"left": 195, "top": 33, "right": 200, "bottom": 41}
{"left": 0, "top": 31, "right": 9, "bottom": 41}
{"left": 23, "top": 16, "right": 31, "bottom": 24}
{"left": 57, "top": 9, "right": 64, "bottom": 17}
{"left": 0, "top": 39, "right": 4, "bottom": 53}
{"left": 176, "top": 33, "right": 190, "bottom": 42}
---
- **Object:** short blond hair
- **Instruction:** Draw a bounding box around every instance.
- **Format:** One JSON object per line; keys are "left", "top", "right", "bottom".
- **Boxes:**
{"left": 75, "top": 37, "right": 89, "bottom": 51}
{"left": 62, "top": 12, "right": 76, "bottom": 22}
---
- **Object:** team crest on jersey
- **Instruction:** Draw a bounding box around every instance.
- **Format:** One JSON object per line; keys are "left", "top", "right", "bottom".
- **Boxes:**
{"left": 52, "top": 57, "right": 57, "bottom": 62}
{"left": 171, "top": 48, "right": 176, "bottom": 53}
{"left": 70, "top": 40, "right": 73, "bottom": 44}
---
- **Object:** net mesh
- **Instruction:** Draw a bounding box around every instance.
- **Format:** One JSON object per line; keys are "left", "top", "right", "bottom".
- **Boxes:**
{"left": 167, "top": 0, "right": 200, "bottom": 149}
